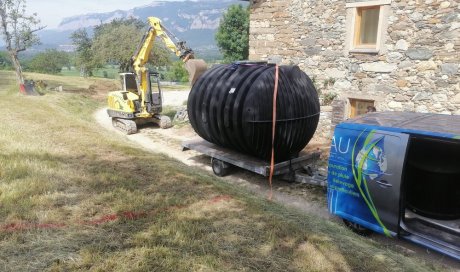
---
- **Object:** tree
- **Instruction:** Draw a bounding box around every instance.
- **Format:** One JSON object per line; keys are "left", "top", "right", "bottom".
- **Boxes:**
{"left": 165, "top": 61, "right": 189, "bottom": 82}
{"left": 150, "top": 42, "right": 173, "bottom": 70}
{"left": 0, "top": 0, "right": 43, "bottom": 84}
{"left": 27, "top": 49, "right": 70, "bottom": 74}
{"left": 91, "top": 18, "right": 172, "bottom": 72}
{"left": 0, "top": 50, "right": 12, "bottom": 69}
{"left": 71, "top": 28, "right": 98, "bottom": 77}
{"left": 215, "top": 5, "right": 249, "bottom": 63}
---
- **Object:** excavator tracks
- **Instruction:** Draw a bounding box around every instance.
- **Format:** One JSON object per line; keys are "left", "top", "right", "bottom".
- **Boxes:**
{"left": 112, "top": 118, "right": 137, "bottom": 135}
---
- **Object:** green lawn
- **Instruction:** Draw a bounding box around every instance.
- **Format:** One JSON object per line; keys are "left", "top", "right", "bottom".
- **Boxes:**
{"left": 0, "top": 70, "right": 451, "bottom": 271}
{"left": 60, "top": 66, "right": 120, "bottom": 79}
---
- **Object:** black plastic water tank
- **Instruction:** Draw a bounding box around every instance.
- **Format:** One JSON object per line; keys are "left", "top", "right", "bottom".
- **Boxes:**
{"left": 187, "top": 62, "right": 320, "bottom": 162}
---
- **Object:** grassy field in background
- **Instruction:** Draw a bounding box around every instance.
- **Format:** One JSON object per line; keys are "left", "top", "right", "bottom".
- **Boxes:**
{"left": 59, "top": 66, "right": 191, "bottom": 91}
{"left": 0, "top": 70, "right": 451, "bottom": 271}
{"left": 60, "top": 66, "right": 119, "bottom": 79}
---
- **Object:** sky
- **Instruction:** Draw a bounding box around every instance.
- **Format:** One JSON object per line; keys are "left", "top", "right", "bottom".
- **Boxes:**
{"left": 27, "top": 0, "right": 162, "bottom": 29}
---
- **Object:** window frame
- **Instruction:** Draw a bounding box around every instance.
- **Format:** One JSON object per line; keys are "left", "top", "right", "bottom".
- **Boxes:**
{"left": 349, "top": 98, "right": 375, "bottom": 118}
{"left": 353, "top": 6, "right": 381, "bottom": 49}
{"left": 346, "top": 0, "right": 390, "bottom": 54}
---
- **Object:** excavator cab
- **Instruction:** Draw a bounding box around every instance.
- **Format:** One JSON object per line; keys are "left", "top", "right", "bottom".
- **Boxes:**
{"left": 120, "top": 73, "right": 137, "bottom": 92}
{"left": 148, "top": 72, "right": 162, "bottom": 114}
{"left": 108, "top": 71, "right": 170, "bottom": 134}
{"left": 118, "top": 71, "right": 163, "bottom": 115}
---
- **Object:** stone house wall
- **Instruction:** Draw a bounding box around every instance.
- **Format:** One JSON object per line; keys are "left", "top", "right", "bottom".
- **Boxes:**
{"left": 248, "top": 0, "right": 460, "bottom": 141}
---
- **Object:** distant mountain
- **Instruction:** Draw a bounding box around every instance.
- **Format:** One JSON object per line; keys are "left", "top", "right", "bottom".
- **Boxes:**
{"left": 35, "top": 0, "right": 247, "bottom": 57}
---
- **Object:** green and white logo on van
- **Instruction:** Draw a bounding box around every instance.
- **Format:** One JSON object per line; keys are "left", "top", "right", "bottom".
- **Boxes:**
{"left": 351, "top": 130, "right": 391, "bottom": 237}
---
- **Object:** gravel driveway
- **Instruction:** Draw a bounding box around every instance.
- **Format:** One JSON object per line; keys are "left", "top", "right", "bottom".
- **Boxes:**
{"left": 162, "top": 90, "right": 190, "bottom": 107}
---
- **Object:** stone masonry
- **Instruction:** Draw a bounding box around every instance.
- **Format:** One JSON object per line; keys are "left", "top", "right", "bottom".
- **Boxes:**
{"left": 248, "top": 0, "right": 460, "bottom": 140}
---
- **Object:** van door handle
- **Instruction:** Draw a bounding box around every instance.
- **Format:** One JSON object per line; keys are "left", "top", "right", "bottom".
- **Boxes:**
{"left": 376, "top": 180, "right": 392, "bottom": 188}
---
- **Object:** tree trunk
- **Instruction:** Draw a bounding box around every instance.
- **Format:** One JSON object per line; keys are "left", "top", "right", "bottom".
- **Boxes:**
{"left": 9, "top": 51, "right": 24, "bottom": 85}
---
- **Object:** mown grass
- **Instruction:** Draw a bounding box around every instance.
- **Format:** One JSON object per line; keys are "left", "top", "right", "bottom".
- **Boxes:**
{"left": 0, "top": 70, "right": 452, "bottom": 271}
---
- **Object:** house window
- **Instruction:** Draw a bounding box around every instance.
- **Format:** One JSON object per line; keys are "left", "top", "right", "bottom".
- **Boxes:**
{"left": 349, "top": 99, "right": 375, "bottom": 118}
{"left": 354, "top": 6, "right": 380, "bottom": 48}
{"left": 346, "top": 0, "right": 390, "bottom": 53}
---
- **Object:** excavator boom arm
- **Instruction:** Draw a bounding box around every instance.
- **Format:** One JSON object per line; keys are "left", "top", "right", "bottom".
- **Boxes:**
{"left": 132, "top": 17, "right": 187, "bottom": 98}
{"left": 132, "top": 17, "right": 189, "bottom": 72}
{"left": 131, "top": 17, "right": 200, "bottom": 116}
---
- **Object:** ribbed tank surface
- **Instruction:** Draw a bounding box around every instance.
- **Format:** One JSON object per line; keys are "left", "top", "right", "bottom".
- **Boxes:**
{"left": 188, "top": 62, "right": 320, "bottom": 162}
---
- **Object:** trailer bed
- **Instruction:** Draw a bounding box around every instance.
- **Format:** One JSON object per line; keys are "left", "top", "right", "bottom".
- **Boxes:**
{"left": 182, "top": 138, "right": 327, "bottom": 186}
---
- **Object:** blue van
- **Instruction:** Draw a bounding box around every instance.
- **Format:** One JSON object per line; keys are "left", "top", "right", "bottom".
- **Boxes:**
{"left": 327, "top": 112, "right": 459, "bottom": 260}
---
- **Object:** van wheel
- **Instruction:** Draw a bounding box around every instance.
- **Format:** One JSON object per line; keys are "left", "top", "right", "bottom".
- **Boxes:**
{"left": 211, "top": 158, "right": 231, "bottom": 177}
{"left": 343, "top": 219, "right": 372, "bottom": 236}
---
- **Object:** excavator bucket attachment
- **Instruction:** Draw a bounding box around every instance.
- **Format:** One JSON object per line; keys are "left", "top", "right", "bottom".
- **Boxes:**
{"left": 185, "top": 59, "right": 207, "bottom": 86}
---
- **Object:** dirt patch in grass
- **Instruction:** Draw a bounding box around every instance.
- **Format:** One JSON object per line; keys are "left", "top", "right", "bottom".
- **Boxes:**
{"left": 54, "top": 80, "right": 119, "bottom": 102}
{"left": 87, "top": 80, "right": 120, "bottom": 101}
{"left": 22, "top": 72, "right": 119, "bottom": 101}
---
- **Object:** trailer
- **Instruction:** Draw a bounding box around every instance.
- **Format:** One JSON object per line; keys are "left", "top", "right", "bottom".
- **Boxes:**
{"left": 182, "top": 138, "right": 327, "bottom": 186}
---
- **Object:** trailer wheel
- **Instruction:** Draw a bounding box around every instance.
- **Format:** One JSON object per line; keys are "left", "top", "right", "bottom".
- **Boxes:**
{"left": 211, "top": 158, "right": 231, "bottom": 177}
{"left": 343, "top": 219, "right": 372, "bottom": 236}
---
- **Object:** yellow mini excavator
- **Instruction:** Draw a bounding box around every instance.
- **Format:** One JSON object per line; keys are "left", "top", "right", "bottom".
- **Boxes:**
{"left": 107, "top": 17, "right": 207, "bottom": 134}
